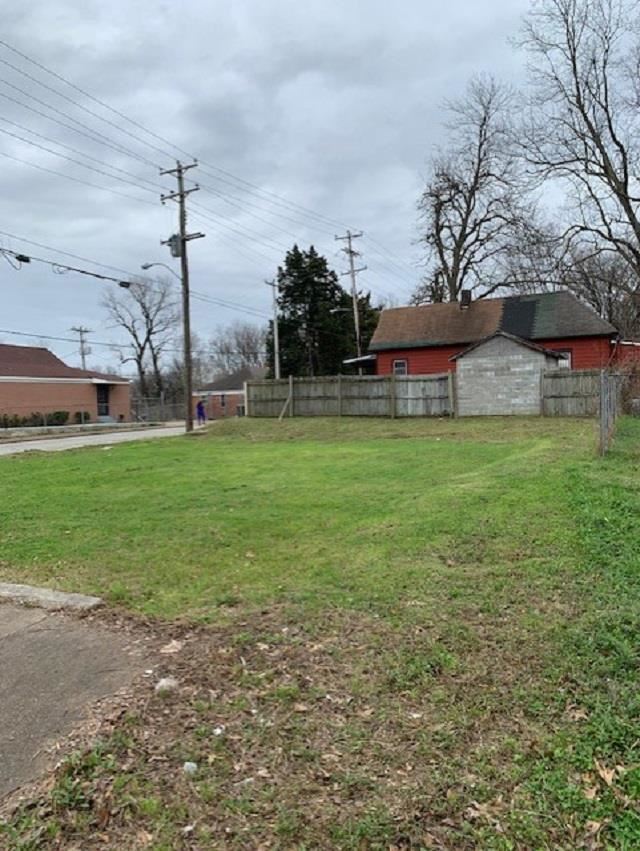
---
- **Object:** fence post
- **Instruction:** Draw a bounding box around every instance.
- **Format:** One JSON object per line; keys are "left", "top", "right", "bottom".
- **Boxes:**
{"left": 389, "top": 374, "right": 396, "bottom": 419}
{"left": 599, "top": 369, "right": 607, "bottom": 456}
{"left": 337, "top": 374, "right": 342, "bottom": 417}
{"left": 289, "top": 375, "right": 294, "bottom": 417}
{"left": 244, "top": 382, "right": 250, "bottom": 418}
{"left": 447, "top": 371, "right": 456, "bottom": 418}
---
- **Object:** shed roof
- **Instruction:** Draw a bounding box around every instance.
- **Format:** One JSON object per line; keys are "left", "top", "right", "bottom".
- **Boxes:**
{"left": 369, "top": 291, "right": 617, "bottom": 352}
{"left": 0, "top": 343, "right": 128, "bottom": 382}
{"left": 197, "top": 366, "right": 268, "bottom": 393}
{"left": 450, "top": 331, "right": 568, "bottom": 361}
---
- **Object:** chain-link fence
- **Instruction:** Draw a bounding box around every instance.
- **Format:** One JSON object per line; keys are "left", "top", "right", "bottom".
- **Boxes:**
{"left": 131, "top": 396, "right": 185, "bottom": 423}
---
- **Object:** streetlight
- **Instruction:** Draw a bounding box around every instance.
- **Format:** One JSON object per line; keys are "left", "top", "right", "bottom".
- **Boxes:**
{"left": 141, "top": 261, "right": 191, "bottom": 432}
{"left": 141, "top": 261, "right": 180, "bottom": 281}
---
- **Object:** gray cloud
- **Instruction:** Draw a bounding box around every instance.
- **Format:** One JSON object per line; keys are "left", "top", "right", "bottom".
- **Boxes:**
{"left": 1, "top": 0, "right": 530, "bottom": 370}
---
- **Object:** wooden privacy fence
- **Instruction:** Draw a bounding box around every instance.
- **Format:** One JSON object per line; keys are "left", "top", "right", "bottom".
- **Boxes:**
{"left": 542, "top": 369, "right": 602, "bottom": 417}
{"left": 247, "top": 369, "right": 625, "bottom": 422}
{"left": 245, "top": 374, "right": 453, "bottom": 418}
{"left": 542, "top": 368, "right": 625, "bottom": 454}
{"left": 542, "top": 369, "right": 624, "bottom": 418}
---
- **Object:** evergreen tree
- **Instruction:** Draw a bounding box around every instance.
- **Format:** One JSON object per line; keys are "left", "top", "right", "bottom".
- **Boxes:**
{"left": 266, "top": 245, "right": 379, "bottom": 377}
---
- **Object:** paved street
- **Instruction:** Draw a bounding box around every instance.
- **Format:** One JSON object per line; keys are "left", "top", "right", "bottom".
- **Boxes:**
{"left": 0, "top": 425, "right": 186, "bottom": 457}
{"left": 0, "top": 603, "right": 146, "bottom": 799}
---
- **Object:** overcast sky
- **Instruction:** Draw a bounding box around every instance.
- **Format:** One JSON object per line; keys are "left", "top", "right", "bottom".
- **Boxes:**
{"left": 1, "top": 0, "right": 531, "bottom": 371}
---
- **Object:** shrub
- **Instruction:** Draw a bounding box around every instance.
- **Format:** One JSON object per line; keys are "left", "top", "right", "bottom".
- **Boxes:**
{"left": 0, "top": 411, "right": 70, "bottom": 428}
{"left": 49, "top": 411, "right": 70, "bottom": 426}
{"left": 74, "top": 411, "right": 91, "bottom": 424}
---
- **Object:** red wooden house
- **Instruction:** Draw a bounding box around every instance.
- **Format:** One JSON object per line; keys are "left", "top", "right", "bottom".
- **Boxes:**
{"left": 369, "top": 291, "right": 623, "bottom": 375}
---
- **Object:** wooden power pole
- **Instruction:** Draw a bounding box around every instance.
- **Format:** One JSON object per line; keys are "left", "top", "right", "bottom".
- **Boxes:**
{"left": 70, "top": 326, "right": 92, "bottom": 370}
{"left": 265, "top": 279, "right": 281, "bottom": 379}
{"left": 160, "top": 161, "right": 204, "bottom": 433}
{"left": 335, "top": 230, "right": 367, "bottom": 374}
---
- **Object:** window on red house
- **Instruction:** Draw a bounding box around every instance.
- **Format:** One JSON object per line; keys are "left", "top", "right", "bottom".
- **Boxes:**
{"left": 393, "top": 359, "right": 408, "bottom": 376}
{"left": 554, "top": 350, "right": 572, "bottom": 368}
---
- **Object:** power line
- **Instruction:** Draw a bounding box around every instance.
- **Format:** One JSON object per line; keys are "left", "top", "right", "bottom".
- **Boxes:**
{"left": 0, "top": 236, "right": 269, "bottom": 320}
{"left": 0, "top": 230, "right": 137, "bottom": 276}
{"left": 0, "top": 89, "right": 160, "bottom": 169}
{"left": 0, "top": 142, "right": 383, "bottom": 301}
{"left": 196, "top": 179, "right": 336, "bottom": 235}
{"left": 0, "top": 245, "right": 134, "bottom": 285}
{"left": 0, "top": 57, "right": 174, "bottom": 163}
{"left": 194, "top": 184, "right": 312, "bottom": 244}
{"left": 363, "top": 233, "right": 420, "bottom": 275}
{"left": 0, "top": 116, "right": 168, "bottom": 192}
{"left": 0, "top": 326, "right": 268, "bottom": 355}
{"left": 188, "top": 211, "right": 281, "bottom": 268}
{"left": 191, "top": 290, "right": 269, "bottom": 319}
{"left": 0, "top": 40, "right": 413, "bottom": 285}
{"left": 190, "top": 201, "right": 290, "bottom": 254}
{"left": 0, "top": 125, "right": 163, "bottom": 195}
{"left": 0, "top": 40, "right": 179, "bottom": 160}
{"left": 0, "top": 77, "right": 160, "bottom": 168}
{"left": 0, "top": 139, "right": 294, "bottom": 269}
{"left": 0, "top": 326, "right": 132, "bottom": 350}
{"left": 0, "top": 41, "right": 416, "bottom": 302}
{"left": 0, "top": 150, "right": 159, "bottom": 206}
{"left": 0, "top": 66, "right": 349, "bottom": 256}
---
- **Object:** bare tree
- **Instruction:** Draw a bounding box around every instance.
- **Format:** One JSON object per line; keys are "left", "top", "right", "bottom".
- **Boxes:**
{"left": 415, "top": 76, "right": 536, "bottom": 303}
{"left": 102, "top": 277, "right": 179, "bottom": 397}
{"left": 519, "top": 0, "right": 640, "bottom": 287}
{"left": 560, "top": 249, "right": 640, "bottom": 336}
{"left": 209, "top": 322, "right": 267, "bottom": 374}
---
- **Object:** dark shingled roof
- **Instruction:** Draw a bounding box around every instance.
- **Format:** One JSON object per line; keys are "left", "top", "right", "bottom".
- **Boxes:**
{"left": 198, "top": 366, "right": 268, "bottom": 393}
{"left": 0, "top": 343, "right": 128, "bottom": 382}
{"left": 369, "top": 291, "right": 617, "bottom": 351}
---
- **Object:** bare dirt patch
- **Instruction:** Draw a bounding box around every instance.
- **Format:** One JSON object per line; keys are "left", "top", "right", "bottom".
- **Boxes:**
{"left": 1, "top": 604, "right": 562, "bottom": 850}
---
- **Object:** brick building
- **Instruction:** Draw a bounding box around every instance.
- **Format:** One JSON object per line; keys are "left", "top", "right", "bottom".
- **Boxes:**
{"left": 0, "top": 343, "right": 131, "bottom": 424}
{"left": 194, "top": 366, "right": 267, "bottom": 420}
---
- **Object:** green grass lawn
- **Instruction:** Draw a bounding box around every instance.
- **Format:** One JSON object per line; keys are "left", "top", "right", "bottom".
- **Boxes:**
{"left": 0, "top": 416, "right": 598, "bottom": 618}
{"left": 1, "top": 415, "right": 639, "bottom": 849}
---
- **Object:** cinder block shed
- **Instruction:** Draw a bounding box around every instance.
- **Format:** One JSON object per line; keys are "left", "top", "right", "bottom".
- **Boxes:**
{"left": 452, "top": 332, "right": 567, "bottom": 416}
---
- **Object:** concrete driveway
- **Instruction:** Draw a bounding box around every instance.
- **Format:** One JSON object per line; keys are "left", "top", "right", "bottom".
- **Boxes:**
{"left": 0, "top": 603, "right": 147, "bottom": 799}
{"left": 0, "top": 425, "right": 186, "bottom": 457}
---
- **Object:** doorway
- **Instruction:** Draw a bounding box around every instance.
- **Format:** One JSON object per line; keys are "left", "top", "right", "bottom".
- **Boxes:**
{"left": 96, "top": 384, "right": 110, "bottom": 417}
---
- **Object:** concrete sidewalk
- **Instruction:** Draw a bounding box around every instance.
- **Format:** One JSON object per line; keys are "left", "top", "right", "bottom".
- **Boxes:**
{"left": 0, "top": 424, "right": 186, "bottom": 457}
{"left": 0, "top": 603, "right": 146, "bottom": 799}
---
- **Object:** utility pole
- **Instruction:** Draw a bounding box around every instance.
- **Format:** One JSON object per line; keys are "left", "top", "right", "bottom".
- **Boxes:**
{"left": 265, "top": 279, "right": 281, "bottom": 380}
{"left": 335, "top": 230, "right": 366, "bottom": 374}
{"left": 160, "top": 161, "right": 205, "bottom": 433}
{"left": 70, "top": 326, "right": 92, "bottom": 370}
